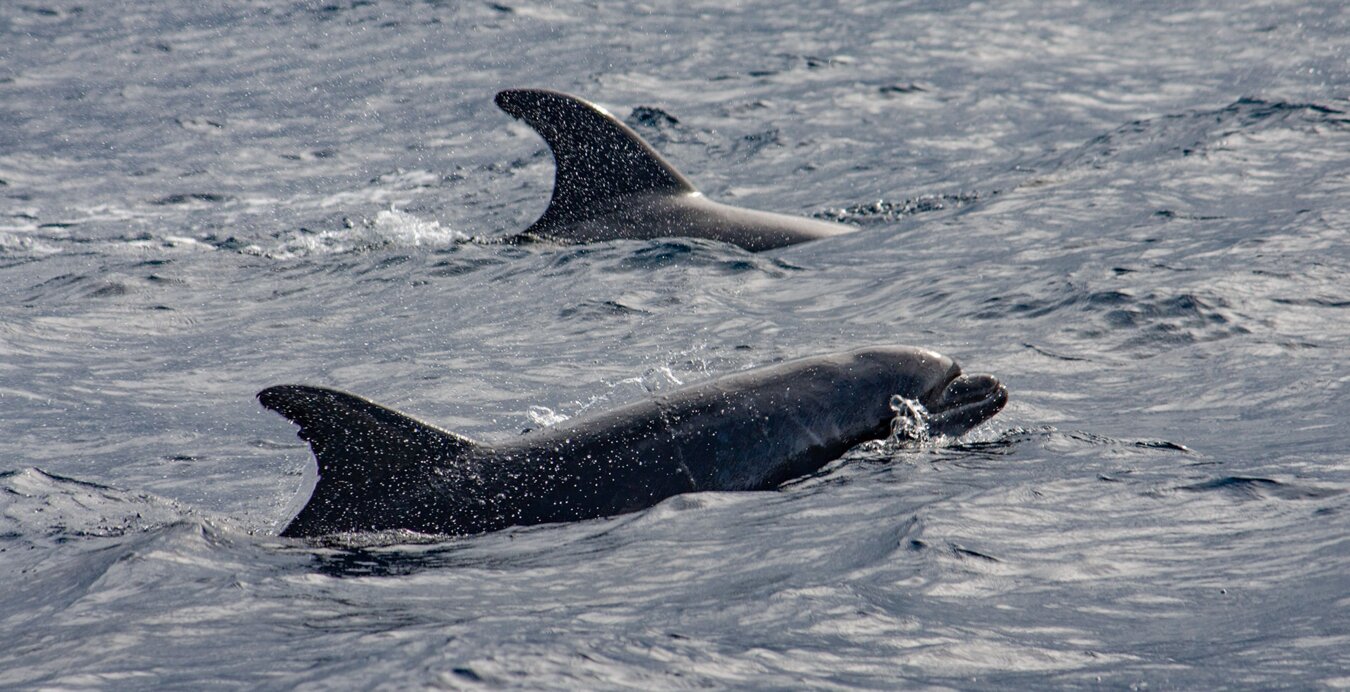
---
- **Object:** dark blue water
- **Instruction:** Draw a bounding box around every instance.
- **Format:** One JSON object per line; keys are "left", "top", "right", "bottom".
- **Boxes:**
{"left": 2, "top": 1, "right": 1347, "bottom": 688}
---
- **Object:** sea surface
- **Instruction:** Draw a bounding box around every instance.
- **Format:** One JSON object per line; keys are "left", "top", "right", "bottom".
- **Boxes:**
{"left": 2, "top": 1, "right": 1348, "bottom": 688}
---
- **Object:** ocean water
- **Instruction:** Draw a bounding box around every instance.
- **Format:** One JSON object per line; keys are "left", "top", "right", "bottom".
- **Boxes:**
{"left": 2, "top": 0, "right": 1347, "bottom": 688}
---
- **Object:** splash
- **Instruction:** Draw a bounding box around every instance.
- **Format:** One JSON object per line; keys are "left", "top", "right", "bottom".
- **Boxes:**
{"left": 613, "top": 366, "right": 685, "bottom": 394}
{"left": 525, "top": 365, "right": 691, "bottom": 429}
{"left": 254, "top": 207, "right": 469, "bottom": 259}
{"left": 367, "top": 207, "right": 467, "bottom": 247}
{"left": 526, "top": 405, "right": 570, "bottom": 428}
{"left": 814, "top": 192, "right": 982, "bottom": 225}
{"left": 0, "top": 231, "right": 63, "bottom": 257}
{"left": 888, "top": 394, "right": 931, "bottom": 444}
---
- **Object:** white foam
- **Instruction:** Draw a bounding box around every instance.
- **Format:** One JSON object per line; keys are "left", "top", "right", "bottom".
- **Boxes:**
{"left": 526, "top": 406, "right": 571, "bottom": 428}
{"left": 255, "top": 207, "right": 469, "bottom": 259}
{"left": 0, "top": 231, "right": 62, "bottom": 257}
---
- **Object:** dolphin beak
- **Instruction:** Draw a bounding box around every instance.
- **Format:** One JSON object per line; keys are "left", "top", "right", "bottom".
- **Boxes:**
{"left": 923, "top": 371, "right": 1008, "bottom": 438}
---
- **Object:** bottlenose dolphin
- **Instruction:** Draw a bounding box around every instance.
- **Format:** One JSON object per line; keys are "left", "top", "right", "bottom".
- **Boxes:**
{"left": 260, "top": 347, "right": 1007, "bottom": 537}
{"left": 495, "top": 88, "right": 857, "bottom": 251}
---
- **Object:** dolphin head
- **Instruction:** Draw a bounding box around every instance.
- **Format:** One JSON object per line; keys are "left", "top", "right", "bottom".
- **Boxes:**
{"left": 849, "top": 346, "right": 1008, "bottom": 439}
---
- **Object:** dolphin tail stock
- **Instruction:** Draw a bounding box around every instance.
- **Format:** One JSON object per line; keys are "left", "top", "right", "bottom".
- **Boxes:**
{"left": 494, "top": 88, "right": 697, "bottom": 236}
{"left": 258, "top": 385, "right": 481, "bottom": 536}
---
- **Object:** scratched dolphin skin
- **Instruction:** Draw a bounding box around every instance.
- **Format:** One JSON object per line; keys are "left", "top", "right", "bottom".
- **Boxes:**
{"left": 260, "top": 347, "right": 1007, "bottom": 537}
{"left": 495, "top": 88, "right": 856, "bottom": 251}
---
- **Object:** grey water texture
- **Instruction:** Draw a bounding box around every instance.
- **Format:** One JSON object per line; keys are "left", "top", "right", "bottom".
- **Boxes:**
{"left": 2, "top": 0, "right": 1348, "bottom": 688}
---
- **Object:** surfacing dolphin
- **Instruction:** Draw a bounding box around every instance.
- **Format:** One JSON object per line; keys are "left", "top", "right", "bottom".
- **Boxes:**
{"left": 260, "top": 346, "right": 1007, "bottom": 537}
{"left": 495, "top": 88, "right": 856, "bottom": 251}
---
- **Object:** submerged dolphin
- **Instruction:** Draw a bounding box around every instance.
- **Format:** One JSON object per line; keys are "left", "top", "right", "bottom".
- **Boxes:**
{"left": 495, "top": 88, "right": 856, "bottom": 251}
{"left": 260, "top": 346, "right": 1007, "bottom": 537}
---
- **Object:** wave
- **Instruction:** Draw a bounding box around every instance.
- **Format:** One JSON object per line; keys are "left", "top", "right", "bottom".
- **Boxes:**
{"left": 1035, "top": 97, "right": 1348, "bottom": 176}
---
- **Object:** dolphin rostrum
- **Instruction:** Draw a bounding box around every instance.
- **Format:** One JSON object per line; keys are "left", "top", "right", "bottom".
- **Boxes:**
{"left": 259, "top": 346, "right": 1007, "bottom": 537}
{"left": 495, "top": 88, "right": 857, "bottom": 251}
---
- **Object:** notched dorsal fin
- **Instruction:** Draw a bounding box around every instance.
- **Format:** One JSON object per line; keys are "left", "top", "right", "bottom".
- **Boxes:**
{"left": 496, "top": 88, "right": 697, "bottom": 233}
{"left": 258, "top": 384, "right": 478, "bottom": 480}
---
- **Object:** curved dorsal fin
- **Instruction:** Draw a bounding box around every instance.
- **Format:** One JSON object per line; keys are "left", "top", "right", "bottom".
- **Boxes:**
{"left": 259, "top": 385, "right": 478, "bottom": 477}
{"left": 258, "top": 385, "right": 481, "bottom": 536}
{"left": 496, "top": 89, "right": 697, "bottom": 233}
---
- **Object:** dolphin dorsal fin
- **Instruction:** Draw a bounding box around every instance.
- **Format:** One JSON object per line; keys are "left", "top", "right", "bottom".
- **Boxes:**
{"left": 258, "top": 385, "right": 477, "bottom": 481}
{"left": 259, "top": 385, "right": 483, "bottom": 537}
{"left": 496, "top": 89, "right": 697, "bottom": 233}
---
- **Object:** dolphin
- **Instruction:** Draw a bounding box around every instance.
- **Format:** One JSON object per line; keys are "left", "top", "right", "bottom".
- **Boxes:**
{"left": 494, "top": 88, "right": 857, "bottom": 251}
{"left": 259, "top": 346, "right": 1007, "bottom": 537}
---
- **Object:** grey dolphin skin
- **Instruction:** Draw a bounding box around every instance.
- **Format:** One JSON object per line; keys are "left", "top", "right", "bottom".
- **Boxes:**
{"left": 495, "top": 89, "right": 856, "bottom": 251}
{"left": 259, "top": 346, "right": 1007, "bottom": 537}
